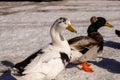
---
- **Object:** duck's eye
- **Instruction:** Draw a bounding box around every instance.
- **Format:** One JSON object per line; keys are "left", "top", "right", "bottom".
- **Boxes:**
{"left": 63, "top": 20, "right": 66, "bottom": 24}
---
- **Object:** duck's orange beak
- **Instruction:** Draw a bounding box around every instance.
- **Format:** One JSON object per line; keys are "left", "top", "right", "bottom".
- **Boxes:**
{"left": 66, "top": 24, "right": 77, "bottom": 33}
{"left": 104, "top": 22, "right": 113, "bottom": 28}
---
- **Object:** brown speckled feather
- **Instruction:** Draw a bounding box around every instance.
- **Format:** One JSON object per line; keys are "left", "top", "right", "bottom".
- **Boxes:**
{"left": 68, "top": 34, "right": 103, "bottom": 62}
{"left": 68, "top": 32, "right": 104, "bottom": 62}
{"left": 88, "top": 32, "right": 103, "bottom": 42}
{"left": 88, "top": 32, "right": 104, "bottom": 52}
{"left": 68, "top": 36, "right": 99, "bottom": 51}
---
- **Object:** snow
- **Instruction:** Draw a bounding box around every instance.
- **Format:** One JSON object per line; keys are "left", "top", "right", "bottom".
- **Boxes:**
{"left": 0, "top": 0, "right": 120, "bottom": 80}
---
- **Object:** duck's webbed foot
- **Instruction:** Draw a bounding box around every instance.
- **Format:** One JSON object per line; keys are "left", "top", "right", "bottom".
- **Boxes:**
{"left": 80, "top": 62, "right": 94, "bottom": 72}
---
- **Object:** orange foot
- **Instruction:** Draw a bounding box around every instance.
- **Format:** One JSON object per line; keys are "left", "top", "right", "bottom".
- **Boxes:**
{"left": 80, "top": 62, "right": 94, "bottom": 72}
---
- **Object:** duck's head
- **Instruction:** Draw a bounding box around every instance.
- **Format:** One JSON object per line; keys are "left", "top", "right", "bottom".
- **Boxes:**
{"left": 51, "top": 17, "right": 77, "bottom": 33}
{"left": 87, "top": 16, "right": 113, "bottom": 34}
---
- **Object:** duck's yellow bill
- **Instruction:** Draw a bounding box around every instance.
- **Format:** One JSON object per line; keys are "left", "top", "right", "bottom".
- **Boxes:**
{"left": 66, "top": 24, "right": 77, "bottom": 33}
{"left": 104, "top": 22, "right": 113, "bottom": 28}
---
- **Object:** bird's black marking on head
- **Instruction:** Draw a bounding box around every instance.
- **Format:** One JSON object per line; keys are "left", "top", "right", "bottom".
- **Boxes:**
{"left": 13, "top": 49, "right": 44, "bottom": 76}
{"left": 59, "top": 17, "right": 67, "bottom": 21}
{"left": 58, "top": 17, "right": 67, "bottom": 24}
{"left": 60, "top": 52, "right": 70, "bottom": 65}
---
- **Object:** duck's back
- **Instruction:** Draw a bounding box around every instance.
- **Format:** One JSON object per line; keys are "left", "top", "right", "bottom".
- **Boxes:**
{"left": 68, "top": 36, "right": 99, "bottom": 51}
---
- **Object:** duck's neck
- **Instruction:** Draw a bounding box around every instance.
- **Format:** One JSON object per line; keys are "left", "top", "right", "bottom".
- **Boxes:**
{"left": 50, "top": 26, "right": 70, "bottom": 50}
{"left": 87, "top": 24, "right": 101, "bottom": 35}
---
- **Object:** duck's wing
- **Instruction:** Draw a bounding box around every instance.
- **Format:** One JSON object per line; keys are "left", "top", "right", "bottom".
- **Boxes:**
{"left": 22, "top": 49, "right": 69, "bottom": 79}
{"left": 68, "top": 36, "right": 99, "bottom": 51}
{"left": 115, "top": 29, "right": 120, "bottom": 37}
{"left": 79, "top": 46, "right": 100, "bottom": 62}
{"left": 12, "top": 46, "right": 70, "bottom": 79}
{"left": 11, "top": 49, "right": 44, "bottom": 76}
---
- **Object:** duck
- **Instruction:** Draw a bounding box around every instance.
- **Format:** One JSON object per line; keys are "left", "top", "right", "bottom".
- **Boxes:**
{"left": 115, "top": 29, "right": 120, "bottom": 37}
{"left": 68, "top": 16, "right": 113, "bottom": 72}
{"left": 11, "top": 17, "right": 77, "bottom": 80}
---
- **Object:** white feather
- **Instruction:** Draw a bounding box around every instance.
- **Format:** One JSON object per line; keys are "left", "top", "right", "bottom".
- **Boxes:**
{"left": 11, "top": 17, "right": 76, "bottom": 80}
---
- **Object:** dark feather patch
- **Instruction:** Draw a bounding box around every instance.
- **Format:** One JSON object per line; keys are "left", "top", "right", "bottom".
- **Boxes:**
{"left": 13, "top": 49, "right": 44, "bottom": 76}
{"left": 60, "top": 52, "right": 70, "bottom": 65}
{"left": 88, "top": 32, "right": 103, "bottom": 42}
{"left": 115, "top": 29, "right": 120, "bottom": 37}
{"left": 68, "top": 36, "right": 89, "bottom": 44}
{"left": 88, "top": 32, "right": 104, "bottom": 52}
{"left": 80, "top": 48, "right": 89, "bottom": 54}
{"left": 68, "top": 36, "right": 99, "bottom": 51}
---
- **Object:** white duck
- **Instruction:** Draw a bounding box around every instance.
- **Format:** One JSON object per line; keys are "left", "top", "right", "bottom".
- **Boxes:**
{"left": 11, "top": 17, "right": 77, "bottom": 80}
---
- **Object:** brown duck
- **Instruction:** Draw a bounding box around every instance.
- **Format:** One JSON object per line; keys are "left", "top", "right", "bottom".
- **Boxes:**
{"left": 68, "top": 16, "right": 113, "bottom": 72}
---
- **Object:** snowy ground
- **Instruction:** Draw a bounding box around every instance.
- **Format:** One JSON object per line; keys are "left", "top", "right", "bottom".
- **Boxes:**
{"left": 0, "top": 0, "right": 120, "bottom": 80}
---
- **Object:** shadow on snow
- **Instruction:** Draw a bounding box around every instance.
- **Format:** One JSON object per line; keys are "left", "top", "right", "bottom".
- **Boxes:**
{"left": 104, "top": 40, "right": 120, "bottom": 49}
{"left": 89, "top": 57, "right": 120, "bottom": 74}
{"left": 66, "top": 57, "right": 120, "bottom": 74}
{"left": 0, "top": 70, "right": 16, "bottom": 80}
{"left": 0, "top": 60, "right": 15, "bottom": 80}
